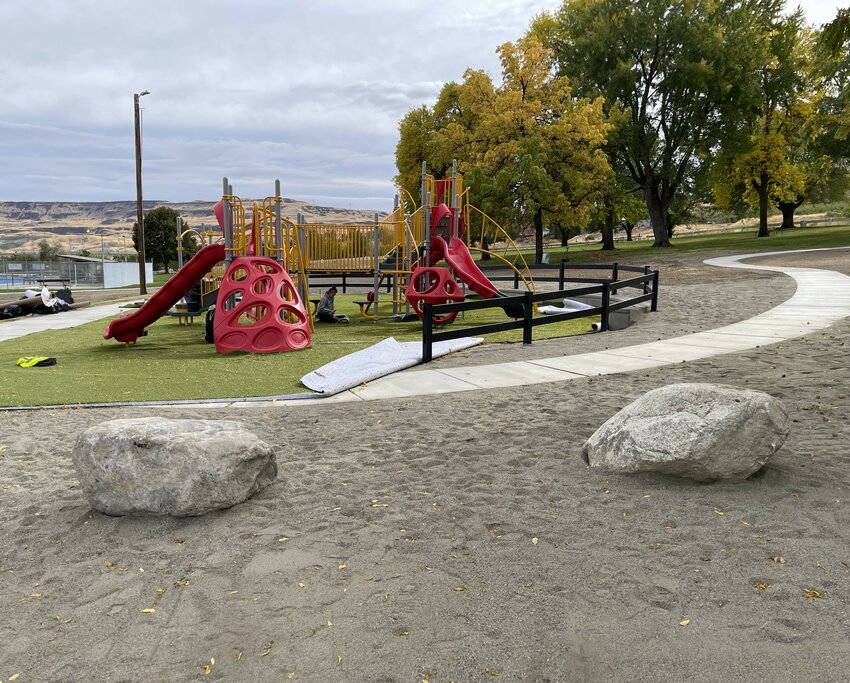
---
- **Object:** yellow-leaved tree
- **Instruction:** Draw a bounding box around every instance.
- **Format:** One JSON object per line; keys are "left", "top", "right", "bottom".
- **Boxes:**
{"left": 396, "top": 36, "right": 611, "bottom": 263}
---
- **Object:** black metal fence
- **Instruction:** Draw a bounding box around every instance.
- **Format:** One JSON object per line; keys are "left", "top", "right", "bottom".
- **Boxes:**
{"left": 421, "top": 263, "right": 659, "bottom": 363}
{"left": 308, "top": 272, "right": 394, "bottom": 293}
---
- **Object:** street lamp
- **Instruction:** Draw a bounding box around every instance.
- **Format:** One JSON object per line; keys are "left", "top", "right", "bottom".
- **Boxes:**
{"left": 134, "top": 89, "right": 150, "bottom": 294}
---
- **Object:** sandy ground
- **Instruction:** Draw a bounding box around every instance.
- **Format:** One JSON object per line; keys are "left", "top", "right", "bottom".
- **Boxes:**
{"left": 1, "top": 250, "right": 850, "bottom": 682}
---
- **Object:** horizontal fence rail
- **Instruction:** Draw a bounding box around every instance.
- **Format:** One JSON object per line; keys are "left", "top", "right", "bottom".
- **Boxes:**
{"left": 421, "top": 263, "right": 658, "bottom": 362}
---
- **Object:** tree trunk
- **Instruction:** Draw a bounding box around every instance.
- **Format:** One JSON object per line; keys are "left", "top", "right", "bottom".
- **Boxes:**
{"left": 560, "top": 227, "right": 569, "bottom": 246}
{"left": 646, "top": 194, "right": 671, "bottom": 247}
{"left": 756, "top": 173, "right": 770, "bottom": 238}
{"left": 624, "top": 222, "right": 634, "bottom": 241}
{"left": 644, "top": 177, "right": 671, "bottom": 247}
{"left": 534, "top": 208, "right": 544, "bottom": 264}
{"left": 480, "top": 234, "right": 491, "bottom": 261}
{"left": 777, "top": 198, "right": 804, "bottom": 230}
{"left": 600, "top": 204, "right": 616, "bottom": 251}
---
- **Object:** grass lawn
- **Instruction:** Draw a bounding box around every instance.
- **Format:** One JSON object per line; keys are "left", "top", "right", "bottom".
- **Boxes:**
{"left": 7, "top": 221, "right": 845, "bottom": 407}
{"left": 516, "top": 224, "right": 850, "bottom": 265}
{"left": 0, "top": 294, "right": 595, "bottom": 407}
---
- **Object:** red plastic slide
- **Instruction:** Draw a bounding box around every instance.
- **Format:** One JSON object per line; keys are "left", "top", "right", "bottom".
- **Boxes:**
{"left": 432, "top": 235, "right": 500, "bottom": 299}
{"left": 103, "top": 243, "right": 226, "bottom": 343}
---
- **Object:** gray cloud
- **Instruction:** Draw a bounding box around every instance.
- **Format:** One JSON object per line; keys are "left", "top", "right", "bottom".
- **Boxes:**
{"left": 0, "top": 0, "right": 842, "bottom": 210}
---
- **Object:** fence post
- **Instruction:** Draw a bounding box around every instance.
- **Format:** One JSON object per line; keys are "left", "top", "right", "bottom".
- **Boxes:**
{"left": 422, "top": 303, "right": 433, "bottom": 363}
{"left": 612, "top": 262, "right": 619, "bottom": 283}
{"left": 514, "top": 269, "right": 519, "bottom": 290}
{"left": 643, "top": 265, "right": 651, "bottom": 294}
{"left": 651, "top": 270, "right": 659, "bottom": 312}
{"left": 372, "top": 222, "right": 380, "bottom": 315}
{"left": 559, "top": 260, "right": 565, "bottom": 289}
{"left": 601, "top": 281, "right": 610, "bottom": 332}
{"left": 522, "top": 291, "right": 533, "bottom": 345}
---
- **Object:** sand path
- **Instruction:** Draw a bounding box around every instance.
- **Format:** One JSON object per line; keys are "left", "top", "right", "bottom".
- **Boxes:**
{"left": 1, "top": 248, "right": 849, "bottom": 681}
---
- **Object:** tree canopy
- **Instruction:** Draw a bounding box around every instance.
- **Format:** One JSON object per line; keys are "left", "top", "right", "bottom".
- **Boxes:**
{"left": 395, "top": 1, "right": 850, "bottom": 249}
{"left": 132, "top": 206, "right": 198, "bottom": 272}
{"left": 38, "top": 240, "right": 59, "bottom": 261}
{"left": 396, "top": 36, "right": 611, "bottom": 262}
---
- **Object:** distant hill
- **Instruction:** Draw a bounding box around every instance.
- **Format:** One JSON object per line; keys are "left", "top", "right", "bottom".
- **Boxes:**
{"left": 0, "top": 200, "right": 388, "bottom": 255}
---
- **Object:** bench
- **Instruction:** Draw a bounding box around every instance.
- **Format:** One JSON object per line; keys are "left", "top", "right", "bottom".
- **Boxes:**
{"left": 353, "top": 299, "right": 380, "bottom": 321}
{"left": 167, "top": 310, "right": 196, "bottom": 325}
{"left": 38, "top": 278, "right": 71, "bottom": 289}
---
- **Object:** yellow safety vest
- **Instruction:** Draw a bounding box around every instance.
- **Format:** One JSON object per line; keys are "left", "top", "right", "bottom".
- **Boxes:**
{"left": 16, "top": 356, "right": 56, "bottom": 367}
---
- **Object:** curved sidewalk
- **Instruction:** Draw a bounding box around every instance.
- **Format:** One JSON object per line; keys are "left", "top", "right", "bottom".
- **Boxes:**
{"left": 0, "top": 302, "right": 127, "bottom": 343}
{"left": 292, "top": 247, "right": 850, "bottom": 405}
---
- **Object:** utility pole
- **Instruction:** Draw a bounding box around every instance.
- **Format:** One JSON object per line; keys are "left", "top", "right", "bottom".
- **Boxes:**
{"left": 134, "top": 90, "right": 150, "bottom": 294}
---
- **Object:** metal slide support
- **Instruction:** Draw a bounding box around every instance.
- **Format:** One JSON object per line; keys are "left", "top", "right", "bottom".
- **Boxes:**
{"left": 421, "top": 161, "right": 429, "bottom": 266}
{"left": 451, "top": 159, "right": 459, "bottom": 239}
{"left": 297, "top": 223, "right": 308, "bottom": 303}
{"left": 274, "top": 180, "right": 283, "bottom": 266}
{"left": 392, "top": 193, "right": 400, "bottom": 316}
{"left": 176, "top": 216, "right": 184, "bottom": 270}
{"left": 372, "top": 217, "right": 380, "bottom": 316}
{"left": 222, "top": 177, "right": 233, "bottom": 268}
{"left": 424, "top": 191, "right": 431, "bottom": 267}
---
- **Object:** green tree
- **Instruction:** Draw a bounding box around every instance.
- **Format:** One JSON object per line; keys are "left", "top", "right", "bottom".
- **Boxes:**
{"left": 817, "top": 8, "right": 850, "bottom": 143}
{"left": 395, "top": 106, "right": 437, "bottom": 205}
{"left": 822, "top": 8, "right": 850, "bottom": 56}
{"left": 712, "top": 11, "right": 810, "bottom": 236}
{"left": 714, "top": 12, "right": 849, "bottom": 233}
{"left": 548, "top": 0, "right": 785, "bottom": 247}
{"left": 38, "top": 240, "right": 59, "bottom": 261}
{"left": 132, "top": 206, "right": 198, "bottom": 273}
{"left": 396, "top": 36, "right": 611, "bottom": 263}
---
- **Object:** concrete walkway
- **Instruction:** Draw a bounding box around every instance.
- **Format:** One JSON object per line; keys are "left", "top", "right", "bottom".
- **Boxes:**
{"left": 0, "top": 302, "right": 130, "bottom": 343}
{"left": 292, "top": 248, "right": 850, "bottom": 406}
{"left": 3, "top": 248, "right": 849, "bottom": 408}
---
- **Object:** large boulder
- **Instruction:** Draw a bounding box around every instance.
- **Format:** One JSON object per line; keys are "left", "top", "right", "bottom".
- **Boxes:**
{"left": 581, "top": 383, "right": 789, "bottom": 482}
{"left": 72, "top": 417, "right": 277, "bottom": 516}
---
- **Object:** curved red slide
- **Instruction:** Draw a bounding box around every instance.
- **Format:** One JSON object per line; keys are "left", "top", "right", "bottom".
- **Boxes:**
{"left": 103, "top": 243, "right": 226, "bottom": 343}
{"left": 432, "top": 235, "right": 500, "bottom": 298}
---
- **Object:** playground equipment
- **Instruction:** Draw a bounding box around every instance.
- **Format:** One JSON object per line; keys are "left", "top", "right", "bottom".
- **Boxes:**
{"left": 403, "top": 161, "right": 532, "bottom": 323}
{"left": 213, "top": 256, "right": 310, "bottom": 354}
{"left": 103, "top": 162, "right": 531, "bottom": 349}
{"left": 292, "top": 160, "right": 533, "bottom": 323}
{"left": 104, "top": 243, "right": 226, "bottom": 343}
{"left": 103, "top": 179, "right": 313, "bottom": 354}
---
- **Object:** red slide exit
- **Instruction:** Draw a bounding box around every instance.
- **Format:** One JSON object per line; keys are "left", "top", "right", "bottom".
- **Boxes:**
{"left": 103, "top": 243, "right": 225, "bottom": 343}
{"left": 431, "top": 235, "right": 500, "bottom": 299}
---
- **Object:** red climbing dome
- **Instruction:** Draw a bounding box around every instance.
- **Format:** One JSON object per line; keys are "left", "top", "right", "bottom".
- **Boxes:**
{"left": 214, "top": 257, "right": 311, "bottom": 354}
{"left": 405, "top": 266, "right": 466, "bottom": 326}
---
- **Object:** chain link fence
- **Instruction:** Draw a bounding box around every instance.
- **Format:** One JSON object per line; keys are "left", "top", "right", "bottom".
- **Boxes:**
{"left": 0, "top": 260, "right": 103, "bottom": 289}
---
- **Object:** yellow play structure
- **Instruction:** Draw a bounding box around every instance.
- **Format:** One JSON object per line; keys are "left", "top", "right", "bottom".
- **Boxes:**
{"left": 188, "top": 165, "right": 533, "bottom": 323}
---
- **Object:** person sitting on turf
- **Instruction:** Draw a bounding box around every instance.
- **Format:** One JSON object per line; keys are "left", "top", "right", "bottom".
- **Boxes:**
{"left": 316, "top": 287, "right": 349, "bottom": 323}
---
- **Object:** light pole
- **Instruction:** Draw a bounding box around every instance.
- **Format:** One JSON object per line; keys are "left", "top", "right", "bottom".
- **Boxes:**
{"left": 134, "top": 89, "right": 150, "bottom": 294}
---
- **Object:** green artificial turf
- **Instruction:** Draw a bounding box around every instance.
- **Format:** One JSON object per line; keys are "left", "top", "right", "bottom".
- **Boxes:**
{"left": 11, "top": 221, "right": 845, "bottom": 407}
{"left": 0, "top": 294, "right": 594, "bottom": 407}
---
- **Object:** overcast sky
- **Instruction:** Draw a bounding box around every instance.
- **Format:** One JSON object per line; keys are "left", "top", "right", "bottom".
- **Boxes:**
{"left": 0, "top": 1, "right": 844, "bottom": 211}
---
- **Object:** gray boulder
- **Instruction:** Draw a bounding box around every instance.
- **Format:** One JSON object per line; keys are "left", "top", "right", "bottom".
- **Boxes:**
{"left": 72, "top": 417, "right": 277, "bottom": 516}
{"left": 581, "top": 383, "right": 789, "bottom": 482}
